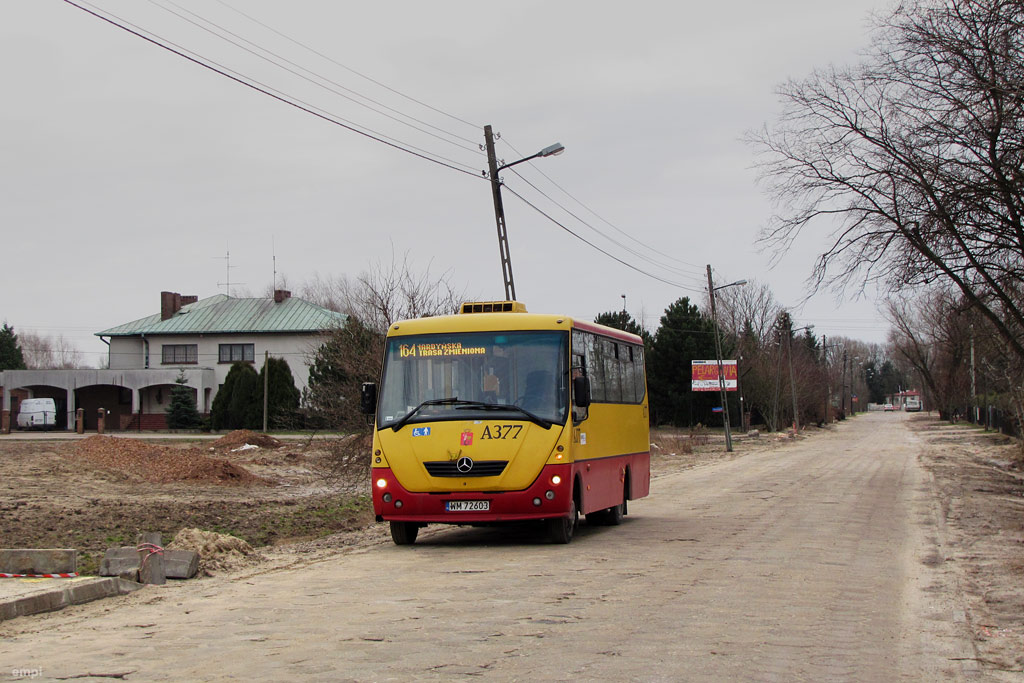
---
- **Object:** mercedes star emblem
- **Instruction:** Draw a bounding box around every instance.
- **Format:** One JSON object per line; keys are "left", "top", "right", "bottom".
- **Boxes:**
{"left": 456, "top": 456, "right": 474, "bottom": 474}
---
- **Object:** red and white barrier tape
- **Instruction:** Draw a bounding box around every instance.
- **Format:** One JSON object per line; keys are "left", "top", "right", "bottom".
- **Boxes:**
{"left": 0, "top": 573, "right": 79, "bottom": 578}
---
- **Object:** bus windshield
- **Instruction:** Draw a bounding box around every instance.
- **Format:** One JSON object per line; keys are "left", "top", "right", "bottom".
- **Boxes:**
{"left": 377, "top": 330, "right": 569, "bottom": 430}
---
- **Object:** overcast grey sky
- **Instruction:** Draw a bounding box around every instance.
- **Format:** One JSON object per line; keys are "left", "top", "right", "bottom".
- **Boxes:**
{"left": 2, "top": 0, "right": 891, "bottom": 365}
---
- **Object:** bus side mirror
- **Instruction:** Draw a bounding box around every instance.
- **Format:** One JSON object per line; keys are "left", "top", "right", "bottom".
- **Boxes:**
{"left": 360, "top": 382, "right": 378, "bottom": 415}
{"left": 572, "top": 375, "right": 591, "bottom": 408}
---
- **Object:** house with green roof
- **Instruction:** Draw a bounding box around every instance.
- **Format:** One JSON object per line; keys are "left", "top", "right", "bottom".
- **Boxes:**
{"left": 0, "top": 290, "right": 346, "bottom": 431}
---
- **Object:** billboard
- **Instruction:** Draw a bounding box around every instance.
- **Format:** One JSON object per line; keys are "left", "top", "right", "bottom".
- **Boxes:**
{"left": 691, "top": 360, "right": 737, "bottom": 391}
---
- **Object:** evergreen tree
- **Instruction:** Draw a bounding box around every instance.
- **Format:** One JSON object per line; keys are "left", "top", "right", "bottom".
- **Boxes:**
{"left": 211, "top": 362, "right": 260, "bottom": 430}
{"left": 258, "top": 357, "right": 301, "bottom": 429}
{"left": 593, "top": 311, "right": 653, "bottom": 346}
{"left": 648, "top": 297, "right": 717, "bottom": 426}
{"left": 0, "top": 323, "right": 26, "bottom": 371}
{"left": 165, "top": 369, "right": 201, "bottom": 429}
{"left": 306, "top": 318, "right": 384, "bottom": 429}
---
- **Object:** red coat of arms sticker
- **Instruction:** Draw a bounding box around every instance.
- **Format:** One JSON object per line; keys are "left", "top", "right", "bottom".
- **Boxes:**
{"left": 460, "top": 429, "right": 474, "bottom": 446}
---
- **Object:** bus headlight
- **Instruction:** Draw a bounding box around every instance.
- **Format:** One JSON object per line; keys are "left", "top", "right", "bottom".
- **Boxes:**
{"left": 376, "top": 478, "right": 388, "bottom": 489}
{"left": 533, "top": 497, "right": 542, "bottom": 506}
{"left": 383, "top": 493, "right": 393, "bottom": 503}
{"left": 545, "top": 490, "right": 555, "bottom": 500}
{"left": 550, "top": 475, "right": 562, "bottom": 485}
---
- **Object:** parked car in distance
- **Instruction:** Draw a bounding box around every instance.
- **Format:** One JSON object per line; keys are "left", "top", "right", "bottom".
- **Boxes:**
{"left": 16, "top": 398, "right": 57, "bottom": 430}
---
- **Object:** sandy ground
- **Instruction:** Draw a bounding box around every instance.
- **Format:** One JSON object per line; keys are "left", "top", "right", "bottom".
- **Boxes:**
{"left": 0, "top": 432, "right": 372, "bottom": 575}
{"left": 0, "top": 413, "right": 1021, "bottom": 680}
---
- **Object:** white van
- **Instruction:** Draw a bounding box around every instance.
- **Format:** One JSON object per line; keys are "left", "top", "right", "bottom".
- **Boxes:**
{"left": 905, "top": 396, "right": 922, "bottom": 412}
{"left": 17, "top": 398, "right": 58, "bottom": 430}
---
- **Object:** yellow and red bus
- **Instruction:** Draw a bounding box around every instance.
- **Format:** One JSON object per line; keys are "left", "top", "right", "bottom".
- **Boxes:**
{"left": 363, "top": 301, "right": 650, "bottom": 544}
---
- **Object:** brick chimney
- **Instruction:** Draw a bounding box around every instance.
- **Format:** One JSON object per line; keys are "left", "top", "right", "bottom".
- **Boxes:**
{"left": 181, "top": 295, "right": 198, "bottom": 306}
{"left": 160, "top": 292, "right": 183, "bottom": 320}
{"left": 273, "top": 289, "right": 291, "bottom": 304}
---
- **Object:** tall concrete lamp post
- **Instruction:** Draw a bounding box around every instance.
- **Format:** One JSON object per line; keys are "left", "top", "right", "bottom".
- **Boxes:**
{"left": 707, "top": 266, "right": 747, "bottom": 452}
{"left": 484, "top": 126, "right": 565, "bottom": 301}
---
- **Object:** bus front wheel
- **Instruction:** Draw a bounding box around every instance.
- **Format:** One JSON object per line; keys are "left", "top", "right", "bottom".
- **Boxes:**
{"left": 547, "top": 498, "right": 578, "bottom": 544}
{"left": 390, "top": 521, "right": 419, "bottom": 545}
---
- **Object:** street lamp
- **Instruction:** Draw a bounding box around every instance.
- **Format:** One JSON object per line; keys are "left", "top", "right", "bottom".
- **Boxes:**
{"left": 706, "top": 266, "right": 747, "bottom": 452}
{"left": 484, "top": 125, "right": 565, "bottom": 301}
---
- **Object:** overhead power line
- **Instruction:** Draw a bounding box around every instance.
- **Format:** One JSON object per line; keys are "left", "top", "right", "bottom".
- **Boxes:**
{"left": 212, "top": 0, "right": 482, "bottom": 132}
{"left": 148, "top": 0, "right": 483, "bottom": 154}
{"left": 502, "top": 185, "right": 704, "bottom": 293}
{"left": 63, "top": 1, "right": 726, "bottom": 293}
{"left": 500, "top": 138, "right": 707, "bottom": 276}
{"left": 506, "top": 166, "right": 705, "bottom": 281}
{"left": 63, "top": 0, "right": 484, "bottom": 178}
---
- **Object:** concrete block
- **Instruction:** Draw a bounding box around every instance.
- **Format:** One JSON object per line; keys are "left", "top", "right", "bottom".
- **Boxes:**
{"left": 14, "top": 590, "right": 67, "bottom": 619}
{"left": 0, "top": 549, "right": 76, "bottom": 575}
{"left": 99, "top": 547, "right": 140, "bottom": 579}
{"left": 136, "top": 532, "right": 166, "bottom": 586}
{"left": 67, "top": 578, "right": 120, "bottom": 605}
{"left": 164, "top": 550, "right": 200, "bottom": 579}
{"left": 138, "top": 551, "right": 165, "bottom": 586}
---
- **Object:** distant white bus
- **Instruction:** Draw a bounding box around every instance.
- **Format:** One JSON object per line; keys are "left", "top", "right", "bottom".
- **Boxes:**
{"left": 905, "top": 396, "right": 922, "bottom": 412}
{"left": 16, "top": 398, "right": 58, "bottom": 430}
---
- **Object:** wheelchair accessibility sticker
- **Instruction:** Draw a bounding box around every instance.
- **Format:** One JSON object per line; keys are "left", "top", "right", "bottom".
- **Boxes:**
{"left": 412, "top": 427, "right": 431, "bottom": 437}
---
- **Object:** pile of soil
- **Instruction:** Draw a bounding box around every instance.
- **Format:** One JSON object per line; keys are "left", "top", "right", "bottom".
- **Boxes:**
{"left": 168, "top": 527, "right": 261, "bottom": 575}
{"left": 70, "top": 435, "right": 267, "bottom": 486}
{"left": 210, "top": 430, "right": 283, "bottom": 451}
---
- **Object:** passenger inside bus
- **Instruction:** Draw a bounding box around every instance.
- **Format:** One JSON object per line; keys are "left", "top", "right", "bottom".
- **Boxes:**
{"left": 518, "top": 369, "right": 557, "bottom": 416}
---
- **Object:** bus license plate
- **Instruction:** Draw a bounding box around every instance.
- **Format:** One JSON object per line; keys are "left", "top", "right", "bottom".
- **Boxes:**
{"left": 446, "top": 500, "right": 489, "bottom": 512}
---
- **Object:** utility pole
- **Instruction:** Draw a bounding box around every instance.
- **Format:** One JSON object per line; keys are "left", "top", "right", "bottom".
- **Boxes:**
{"left": 484, "top": 125, "right": 516, "bottom": 301}
{"left": 843, "top": 350, "right": 849, "bottom": 417}
{"left": 786, "top": 325, "right": 812, "bottom": 434}
{"left": 482, "top": 127, "right": 565, "bottom": 301}
{"left": 707, "top": 265, "right": 733, "bottom": 452}
{"left": 262, "top": 350, "right": 269, "bottom": 433}
{"left": 823, "top": 335, "right": 830, "bottom": 424}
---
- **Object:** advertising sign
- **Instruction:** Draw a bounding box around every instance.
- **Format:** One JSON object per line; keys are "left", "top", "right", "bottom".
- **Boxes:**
{"left": 691, "top": 360, "right": 737, "bottom": 391}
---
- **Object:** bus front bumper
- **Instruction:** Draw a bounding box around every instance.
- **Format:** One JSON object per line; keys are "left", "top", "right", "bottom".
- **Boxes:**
{"left": 372, "top": 464, "right": 572, "bottom": 523}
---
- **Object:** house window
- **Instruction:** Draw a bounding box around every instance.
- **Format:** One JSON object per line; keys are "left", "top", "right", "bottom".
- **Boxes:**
{"left": 219, "top": 343, "right": 255, "bottom": 363}
{"left": 162, "top": 344, "right": 198, "bottom": 365}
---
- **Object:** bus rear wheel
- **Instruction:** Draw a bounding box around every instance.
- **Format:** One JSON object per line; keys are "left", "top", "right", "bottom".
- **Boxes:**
{"left": 547, "top": 498, "right": 578, "bottom": 544}
{"left": 390, "top": 521, "right": 419, "bottom": 545}
{"left": 605, "top": 479, "right": 628, "bottom": 525}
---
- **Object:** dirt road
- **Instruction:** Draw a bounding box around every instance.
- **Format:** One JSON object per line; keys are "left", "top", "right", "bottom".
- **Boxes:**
{"left": 0, "top": 414, "right": 988, "bottom": 680}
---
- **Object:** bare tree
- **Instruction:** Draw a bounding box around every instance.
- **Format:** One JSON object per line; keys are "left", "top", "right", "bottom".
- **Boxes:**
{"left": 302, "top": 254, "right": 468, "bottom": 432}
{"left": 886, "top": 286, "right": 973, "bottom": 417}
{"left": 19, "top": 331, "right": 84, "bottom": 369}
{"left": 301, "top": 252, "right": 466, "bottom": 334}
{"left": 755, "top": 0, "right": 1024, "bottom": 362}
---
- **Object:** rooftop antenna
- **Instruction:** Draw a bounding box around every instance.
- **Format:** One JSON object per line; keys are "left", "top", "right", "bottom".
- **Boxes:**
{"left": 215, "top": 246, "right": 245, "bottom": 296}
{"left": 272, "top": 236, "right": 277, "bottom": 292}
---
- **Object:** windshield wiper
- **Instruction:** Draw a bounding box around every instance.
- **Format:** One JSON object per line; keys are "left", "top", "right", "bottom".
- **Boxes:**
{"left": 389, "top": 397, "right": 475, "bottom": 431}
{"left": 454, "top": 401, "right": 552, "bottom": 429}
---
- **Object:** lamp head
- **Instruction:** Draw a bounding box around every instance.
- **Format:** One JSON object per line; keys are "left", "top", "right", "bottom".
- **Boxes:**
{"left": 539, "top": 142, "right": 565, "bottom": 157}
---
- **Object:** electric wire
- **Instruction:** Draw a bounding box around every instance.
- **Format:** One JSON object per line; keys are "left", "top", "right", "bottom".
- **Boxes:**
{"left": 63, "top": 0, "right": 484, "bottom": 178}
{"left": 501, "top": 138, "right": 707, "bottom": 275}
{"left": 502, "top": 184, "right": 704, "bottom": 293}
{"left": 506, "top": 166, "right": 706, "bottom": 281}
{"left": 148, "top": 0, "right": 483, "bottom": 154}
{"left": 212, "top": 0, "right": 481, "bottom": 132}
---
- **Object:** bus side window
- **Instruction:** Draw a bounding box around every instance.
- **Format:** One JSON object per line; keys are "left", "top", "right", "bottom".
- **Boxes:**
{"left": 570, "top": 333, "right": 589, "bottom": 423}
